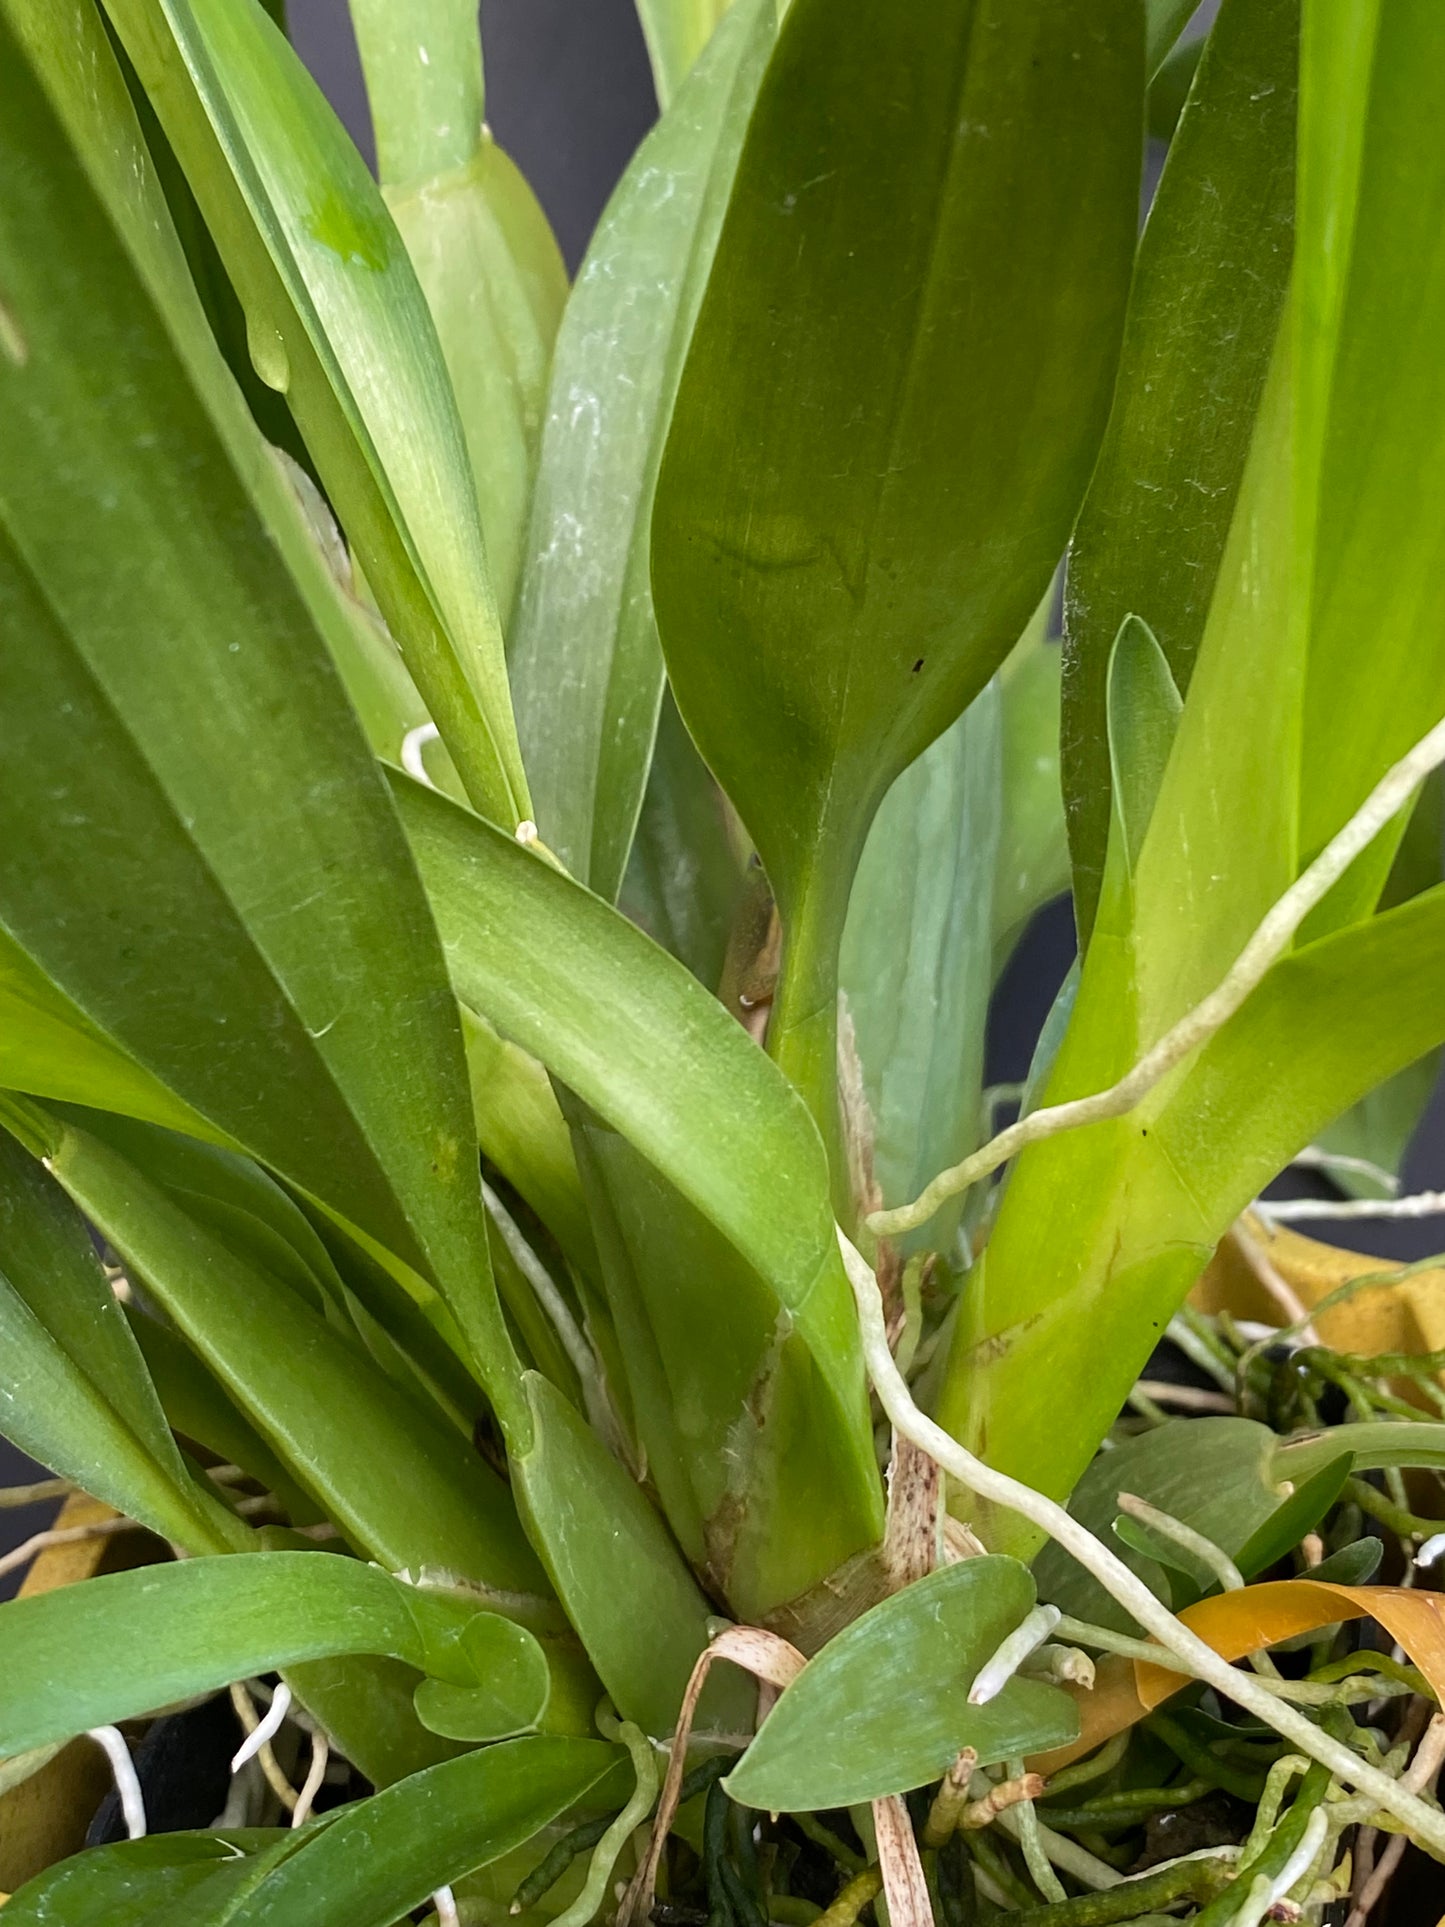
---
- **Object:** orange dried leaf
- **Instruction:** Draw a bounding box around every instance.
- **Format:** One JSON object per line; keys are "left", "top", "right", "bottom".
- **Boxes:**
{"left": 1032, "top": 1581, "right": 1445, "bottom": 1773}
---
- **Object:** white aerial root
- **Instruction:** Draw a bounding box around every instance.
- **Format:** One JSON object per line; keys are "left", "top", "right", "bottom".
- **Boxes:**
{"left": 968, "top": 1605, "right": 1060, "bottom": 1705}
{"left": 836, "top": 1227, "right": 1445, "bottom": 1855}
{"left": 231, "top": 1680, "right": 292, "bottom": 1772}
{"left": 400, "top": 722, "right": 440, "bottom": 787}
{"left": 1257, "top": 1189, "right": 1445, "bottom": 1224}
{"left": 872, "top": 711, "right": 1445, "bottom": 1239}
{"left": 432, "top": 1886, "right": 461, "bottom": 1927}
{"left": 1291, "top": 1145, "right": 1399, "bottom": 1194}
{"left": 87, "top": 1725, "right": 146, "bottom": 1840}
{"left": 1116, "top": 1493, "right": 1245, "bottom": 1594}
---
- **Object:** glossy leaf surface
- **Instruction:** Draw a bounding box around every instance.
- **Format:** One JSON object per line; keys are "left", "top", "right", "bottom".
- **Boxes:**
{"left": 104, "top": 0, "right": 529, "bottom": 822}
{"left": 726, "top": 1559, "right": 1079, "bottom": 1811}
{"left": 29, "top": 1104, "right": 542, "bottom": 1593}
{"left": 4, "top": 1740, "right": 621, "bottom": 1927}
{"left": 0, "top": 1552, "right": 549, "bottom": 1757}
{"left": 393, "top": 775, "right": 884, "bottom": 1613}
{"left": 653, "top": 0, "right": 1140, "bottom": 1133}
{"left": 511, "top": 0, "right": 773, "bottom": 898}
{"left": 0, "top": 27, "right": 516, "bottom": 1413}
{"left": 941, "top": 0, "right": 1445, "bottom": 1542}
{"left": 1063, "top": 0, "right": 1297, "bottom": 937}
{"left": 0, "top": 1129, "right": 230, "bottom": 1553}
{"left": 511, "top": 1373, "right": 732, "bottom": 1736}
{"left": 0, "top": 1833, "right": 306, "bottom": 1927}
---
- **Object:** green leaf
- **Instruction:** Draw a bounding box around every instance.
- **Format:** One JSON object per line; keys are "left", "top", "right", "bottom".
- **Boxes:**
{"left": 127, "top": 1312, "right": 325, "bottom": 1529}
{"left": 840, "top": 684, "right": 1000, "bottom": 1254}
{"left": 461, "top": 1007, "right": 597, "bottom": 1280}
{"left": 191, "top": 1739, "right": 622, "bottom": 1927}
{"left": 392, "top": 774, "right": 884, "bottom": 1617}
{"left": 725, "top": 1559, "right": 1079, "bottom": 1812}
{"left": 510, "top": 0, "right": 774, "bottom": 899}
{"left": 24, "top": 1104, "right": 544, "bottom": 1596}
{"left": 1146, "top": 0, "right": 1203, "bottom": 77}
{"left": 938, "top": 882, "right": 1445, "bottom": 1560}
{"left": 0, "top": 29, "right": 519, "bottom": 1421}
{"left": 511, "top": 1372, "right": 739, "bottom": 1737}
{"left": 5, "top": 1740, "right": 622, "bottom": 1927}
{"left": 1063, "top": 0, "right": 1297, "bottom": 939}
{"left": 634, "top": 0, "right": 733, "bottom": 109}
{"left": 1106, "top": 617, "right": 1183, "bottom": 875}
{"left": 1278, "top": 1420, "right": 1445, "bottom": 1486}
{"left": 562, "top": 1103, "right": 873, "bottom": 1622}
{"left": 1307, "top": 1539, "right": 1383, "bottom": 1587}
{"left": 619, "top": 690, "right": 747, "bottom": 990}
{"left": 0, "top": 1551, "right": 556, "bottom": 1758}
{"left": 1292, "top": 1, "right": 1445, "bottom": 898}
{"left": 0, "top": 1129, "right": 233, "bottom": 1553}
{"left": 103, "top": 0, "right": 530, "bottom": 823}
{"left": 652, "top": 0, "right": 1140, "bottom": 1156}
{"left": 349, "top": 0, "right": 567, "bottom": 618}
{"left": 991, "top": 628, "right": 1070, "bottom": 975}
{"left": 0, "top": 1832, "right": 304, "bottom": 1927}
{"left": 1232, "top": 1455, "right": 1353, "bottom": 1584}
{"left": 1033, "top": 1420, "right": 1344, "bottom": 1634}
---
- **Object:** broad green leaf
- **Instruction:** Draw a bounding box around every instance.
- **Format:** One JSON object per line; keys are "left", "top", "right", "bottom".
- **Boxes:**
{"left": 1063, "top": 0, "right": 1297, "bottom": 939}
{"left": 634, "top": 0, "right": 733, "bottom": 108}
{"left": 652, "top": 0, "right": 1140, "bottom": 1154}
{"left": 349, "top": 0, "right": 568, "bottom": 618}
{"left": 0, "top": 1832, "right": 308, "bottom": 1927}
{"left": 0, "top": 1551, "right": 553, "bottom": 1758}
{"left": 991, "top": 628, "right": 1070, "bottom": 975}
{"left": 128, "top": 1312, "right": 324, "bottom": 1529}
{"left": 510, "top": 0, "right": 774, "bottom": 899}
{"left": 938, "top": 882, "right": 1445, "bottom": 1559}
{"left": 563, "top": 1103, "right": 874, "bottom": 1621}
{"left": 103, "top": 0, "right": 530, "bottom": 823}
{"left": 725, "top": 1560, "right": 1079, "bottom": 1812}
{"left": 163, "top": 1739, "right": 622, "bottom": 1927}
{"left": 1293, "top": 2, "right": 1445, "bottom": 893}
{"left": 0, "top": 32, "right": 519, "bottom": 1422}
{"left": 3, "top": 1743, "right": 624, "bottom": 1927}
{"left": 392, "top": 775, "right": 884, "bottom": 1615}
{"left": 0, "top": 1128, "right": 234, "bottom": 1554}
{"left": 619, "top": 690, "right": 747, "bottom": 990}
{"left": 840, "top": 684, "right": 1000, "bottom": 1255}
{"left": 1033, "top": 1421, "right": 1346, "bottom": 1634}
{"left": 511, "top": 1373, "right": 739, "bottom": 1736}
{"left": 25, "top": 1103, "right": 545, "bottom": 1597}
{"left": 0, "top": 927, "right": 219, "bottom": 1146}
